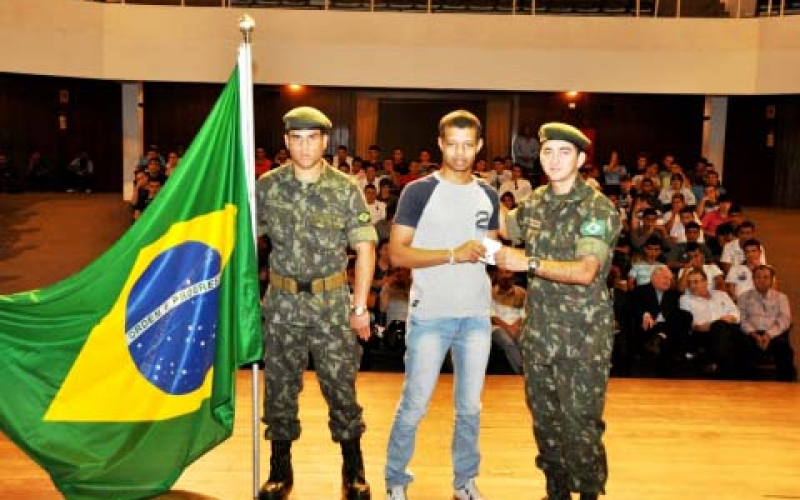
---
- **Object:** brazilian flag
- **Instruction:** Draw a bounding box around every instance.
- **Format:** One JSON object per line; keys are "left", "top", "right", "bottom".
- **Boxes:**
{"left": 0, "top": 67, "right": 263, "bottom": 500}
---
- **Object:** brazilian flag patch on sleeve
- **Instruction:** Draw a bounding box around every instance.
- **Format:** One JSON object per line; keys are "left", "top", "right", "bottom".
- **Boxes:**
{"left": 580, "top": 219, "right": 607, "bottom": 238}
{"left": 358, "top": 211, "right": 372, "bottom": 223}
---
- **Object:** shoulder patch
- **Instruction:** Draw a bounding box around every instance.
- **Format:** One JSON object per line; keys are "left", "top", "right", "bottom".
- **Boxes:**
{"left": 580, "top": 219, "right": 607, "bottom": 238}
{"left": 358, "top": 211, "right": 372, "bottom": 223}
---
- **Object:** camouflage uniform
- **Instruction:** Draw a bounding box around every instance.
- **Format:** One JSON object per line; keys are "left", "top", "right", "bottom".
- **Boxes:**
{"left": 513, "top": 178, "right": 621, "bottom": 494}
{"left": 256, "top": 161, "right": 377, "bottom": 443}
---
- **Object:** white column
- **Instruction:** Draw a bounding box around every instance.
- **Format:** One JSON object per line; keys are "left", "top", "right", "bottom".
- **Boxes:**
{"left": 702, "top": 95, "right": 728, "bottom": 180}
{"left": 121, "top": 81, "right": 143, "bottom": 200}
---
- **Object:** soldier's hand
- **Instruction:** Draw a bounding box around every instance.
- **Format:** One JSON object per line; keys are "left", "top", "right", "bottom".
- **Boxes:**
{"left": 453, "top": 240, "right": 486, "bottom": 264}
{"left": 350, "top": 313, "right": 371, "bottom": 341}
{"left": 494, "top": 246, "right": 528, "bottom": 272}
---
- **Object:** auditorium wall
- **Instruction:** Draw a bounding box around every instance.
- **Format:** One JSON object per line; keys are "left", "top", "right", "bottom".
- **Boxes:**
{"left": 1, "top": 0, "right": 800, "bottom": 95}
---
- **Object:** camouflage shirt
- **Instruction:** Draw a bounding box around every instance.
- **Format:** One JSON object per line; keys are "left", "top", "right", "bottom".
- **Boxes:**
{"left": 256, "top": 161, "right": 377, "bottom": 279}
{"left": 513, "top": 178, "right": 621, "bottom": 362}
{"left": 255, "top": 161, "right": 377, "bottom": 326}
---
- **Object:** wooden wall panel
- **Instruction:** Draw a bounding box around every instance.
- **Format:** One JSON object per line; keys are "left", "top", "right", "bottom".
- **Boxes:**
{"left": 0, "top": 73, "right": 121, "bottom": 192}
{"left": 518, "top": 92, "right": 705, "bottom": 173}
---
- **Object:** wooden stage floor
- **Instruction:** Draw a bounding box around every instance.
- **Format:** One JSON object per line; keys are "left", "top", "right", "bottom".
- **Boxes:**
{"left": 2, "top": 371, "right": 800, "bottom": 500}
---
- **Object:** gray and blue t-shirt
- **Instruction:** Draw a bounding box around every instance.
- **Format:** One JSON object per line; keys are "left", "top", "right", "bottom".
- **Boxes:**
{"left": 394, "top": 172, "right": 499, "bottom": 319}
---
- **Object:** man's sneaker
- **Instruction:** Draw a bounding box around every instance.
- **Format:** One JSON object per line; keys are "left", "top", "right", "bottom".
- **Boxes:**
{"left": 453, "top": 479, "right": 486, "bottom": 500}
{"left": 386, "top": 485, "right": 407, "bottom": 500}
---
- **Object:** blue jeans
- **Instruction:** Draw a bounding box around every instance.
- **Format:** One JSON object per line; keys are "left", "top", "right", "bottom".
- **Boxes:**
{"left": 385, "top": 315, "right": 491, "bottom": 489}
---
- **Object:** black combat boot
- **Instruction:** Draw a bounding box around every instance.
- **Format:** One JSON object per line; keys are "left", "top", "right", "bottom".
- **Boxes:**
{"left": 259, "top": 440, "right": 293, "bottom": 500}
{"left": 541, "top": 472, "right": 570, "bottom": 500}
{"left": 579, "top": 494, "right": 599, "bottom": 500}
{"left": 341, "top": 438, "right": 371, "bottom": 500}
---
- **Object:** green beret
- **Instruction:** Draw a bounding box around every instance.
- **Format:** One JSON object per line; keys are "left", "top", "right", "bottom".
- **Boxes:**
{"left": 538, "top": 122, "right": 591, "bottom": 150}
{"left": 282, "top": 106, "right": 332, "bottom": 131}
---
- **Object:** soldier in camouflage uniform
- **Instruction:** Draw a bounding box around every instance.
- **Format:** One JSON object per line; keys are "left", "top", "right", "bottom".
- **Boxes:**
{"left": 496, "top": 122, "right": 621, "bottom": 500}
{"left": 255, "top": 107, "right": 378, "bottom": 500}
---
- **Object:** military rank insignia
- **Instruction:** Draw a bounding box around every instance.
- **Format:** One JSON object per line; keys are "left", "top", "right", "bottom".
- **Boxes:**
{"left": 357, "top": 211, "right": 372, "bottom": 223}
{"left": 580, "top": 220, "right": 607, "bottom": 238}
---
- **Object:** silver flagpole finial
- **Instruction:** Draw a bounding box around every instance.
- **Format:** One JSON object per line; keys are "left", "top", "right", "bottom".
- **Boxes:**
{"left": 239, "top": 14, "right": 255, "bottom": 43}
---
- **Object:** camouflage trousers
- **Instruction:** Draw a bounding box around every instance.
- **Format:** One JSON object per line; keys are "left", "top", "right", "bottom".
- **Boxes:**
{"left": 262, "top": 319, "right": 365, "bottom": 442}
{"left": 522, "top": 358, "right": 610, "bottom": 494}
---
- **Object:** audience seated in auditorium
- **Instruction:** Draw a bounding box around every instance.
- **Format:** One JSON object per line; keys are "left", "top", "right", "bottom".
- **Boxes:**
{"left": 680, "top": 268, "right": 745, "bottom": 378}
{"left": 738, "top": 265, "right": 797, "bottom": 382}
{"left": 490, "top": 269, "right": 526, "bottom": 375}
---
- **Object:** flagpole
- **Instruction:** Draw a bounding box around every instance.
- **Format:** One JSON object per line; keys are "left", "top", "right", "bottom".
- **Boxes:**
{"left": 237, "top": 14, "right": 260, "bottom": 500}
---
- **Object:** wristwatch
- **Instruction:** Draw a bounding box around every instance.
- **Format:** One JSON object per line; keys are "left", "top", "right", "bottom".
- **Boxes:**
{"left": 351, "top": 305, "right": 368, "bottom": 317}
{"left": 528, "top": 256, "right": 541, "bottom": 275}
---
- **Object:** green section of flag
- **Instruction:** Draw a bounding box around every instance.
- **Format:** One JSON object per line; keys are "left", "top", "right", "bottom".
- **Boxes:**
{"left": 0, "top": 67, "right": 263, "bottom": 500}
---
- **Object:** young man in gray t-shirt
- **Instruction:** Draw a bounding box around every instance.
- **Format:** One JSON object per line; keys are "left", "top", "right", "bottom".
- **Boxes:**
{"left": 384, "top": 110, "right": 499, "bottom": 500}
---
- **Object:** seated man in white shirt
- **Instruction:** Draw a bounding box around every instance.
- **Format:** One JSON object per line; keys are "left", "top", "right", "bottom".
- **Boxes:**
{"left": 363, "top": 184, "right": 386, "bottom": 226}
{"left": 490, "top": 269, "right": 526, "bottom": 374}
{"left": 498, "top": 164, "right": 533, "bottom": 203}
{"left": 738, "top": 265, "right": 796, "bottom": 381}
{"left": 679, "top": 269, "right": 746, "bottom": 378}
{"left": 725, "top": 239, "right": 763, "bottom": 300}
{"left": 720, "top": 221, "right": 766, "bottom": 274}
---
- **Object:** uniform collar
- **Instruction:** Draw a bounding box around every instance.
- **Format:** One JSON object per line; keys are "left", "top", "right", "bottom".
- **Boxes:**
{"left": 542, "top": 176, "right": 593, "bottom": 202}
